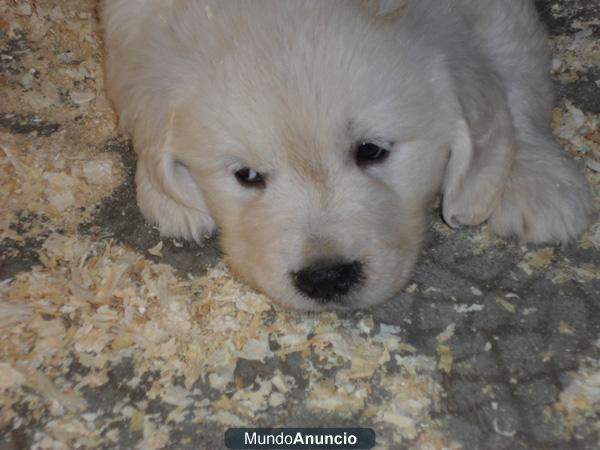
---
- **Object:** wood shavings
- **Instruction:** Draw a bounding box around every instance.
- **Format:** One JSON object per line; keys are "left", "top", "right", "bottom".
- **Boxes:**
{"left": 437, "top": 345, "right": 453, "bottom": 374}
{"left": 436, "top": 323, "right": 456, "bottom": 344}
{"left": 70, "top": 91, "right": 95, "bottom": 105}
{"left": 82, "top": 159, "right": 114, "bottom": 185}
{"left": 470, "top": 286, "right": 483, "bottom": 296}
{"left": 553, "top": 100, "right": 600, "bottom": 178}
{"left": 582, "top": 223, "right": 600, "bottom": 249}
{"left": 25, "top": 372, "right": 87, "bottom": 413}
{"left": 271, "top": 373, "right": 290, "bottom": 394}
{"left": 0, "top": 0, "right": 121, "bottom": 243}
{"left": 550, "top": 361, "right": 600, "bottom": 437}
{"left": 467, "top": 225, "right": 503, "bottom": 254}
{"left": 346, "top": 343, "right": 390, "bottom": 379}
{"left": 550, "top": 262, "right": 600, "bottom": 284}
{"left": 586, "top": 157, "right": 600, "bottom": 173}
{"left": 148, "top": 241, "right": 164, "bottom": 257}
{"left": 0, "top": 363, "right": 26, "bottom": 390}
{"left": 496, "top": 297, "right": 517, "bottom": 313}
{"left": 559, "top": 321, "right": 576, "bottom": 335}
{"left": 0, "top": 230, "right": 448, "bottom": 446}
{"left": 375, "top": 361, "right": 442, "bottom": 444}
{"left": 239, "top": 335, "right": 272, "bottom": 361}
{"left": 525, "top": 248, "right": 555, "bottom": 269}
{"left": 0, "top": 301, "right": 31, "bottom": 326}
{"left": 433, "top": 325, "right": 459, "bottom": 376}
{"left": 454, "top": 303, "right": 484, "bottom": 313}
{"left": 307, "top": 379, "right": 366, "bottom": 415}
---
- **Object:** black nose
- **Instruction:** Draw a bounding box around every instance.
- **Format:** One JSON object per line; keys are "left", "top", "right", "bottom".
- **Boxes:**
{"left": 292, "top": 260, "right": 363, "bottom": 302}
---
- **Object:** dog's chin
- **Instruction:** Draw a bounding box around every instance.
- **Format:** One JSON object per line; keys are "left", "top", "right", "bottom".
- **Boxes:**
{"left": 283, "top": 282, "right": 410, "bottom": 312}
{"left": 243, "top": 264, "right": 414, "bottom": 312}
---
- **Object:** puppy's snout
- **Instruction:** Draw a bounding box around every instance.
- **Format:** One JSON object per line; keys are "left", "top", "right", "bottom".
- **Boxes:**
{"left": 292, "top": 260, "right": 363, "bottom": 302}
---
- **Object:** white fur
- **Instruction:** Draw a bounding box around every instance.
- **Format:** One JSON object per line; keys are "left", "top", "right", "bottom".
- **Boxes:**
{"left": 101, "top": 0, "right": 595, "bottom": 309}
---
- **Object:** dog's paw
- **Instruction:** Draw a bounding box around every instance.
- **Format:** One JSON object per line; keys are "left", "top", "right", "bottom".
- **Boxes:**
{"left": 135, "top": 166, "right": 216, "bottom": 243}
{"left": 141, "top": 198, "right": 216, "bottom": 243}
{"left": 489, "top": 149, "right": 595, "bottom": 244}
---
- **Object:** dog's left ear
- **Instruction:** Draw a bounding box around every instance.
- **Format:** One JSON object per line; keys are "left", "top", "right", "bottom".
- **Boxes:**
{"left": 441, "top": 103, "right": 515, "bottom": 228}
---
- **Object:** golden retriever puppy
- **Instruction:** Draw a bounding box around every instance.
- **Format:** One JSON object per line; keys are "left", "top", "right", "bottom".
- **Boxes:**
{"left": 101, "top": 0, "right": 594, "bottom": 310}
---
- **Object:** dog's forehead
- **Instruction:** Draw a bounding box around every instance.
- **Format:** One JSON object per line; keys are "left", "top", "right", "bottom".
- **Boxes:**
{"left": 275, "top": 115, "right": 335, "bottom": 190}
{"left": 210, "top": 72, "right": 347, "bottom": 173}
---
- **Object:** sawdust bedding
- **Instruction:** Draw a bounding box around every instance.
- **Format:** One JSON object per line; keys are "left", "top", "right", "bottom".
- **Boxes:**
{"left": 0, "top": 1, "right": 599, "bottom": 449}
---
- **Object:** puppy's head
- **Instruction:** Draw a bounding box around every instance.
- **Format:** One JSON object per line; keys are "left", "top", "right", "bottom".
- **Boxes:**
{"left": 132, "top": 1, "right": 487, "bottom": 309}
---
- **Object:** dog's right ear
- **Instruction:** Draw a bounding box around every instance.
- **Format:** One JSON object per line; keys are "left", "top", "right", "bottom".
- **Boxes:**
{"left": 134, "top": 111, "right": 216, "bottom": 242}
{"left": 441, "top": 99, "right": 515, "bottom": 229}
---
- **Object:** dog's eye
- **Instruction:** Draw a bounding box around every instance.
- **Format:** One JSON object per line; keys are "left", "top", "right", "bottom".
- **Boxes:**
{"left": 355, "top": 142, "right": 390, "bottom": 167}
{"left": 235, "top": 167, "right": 266, "bottom": 188}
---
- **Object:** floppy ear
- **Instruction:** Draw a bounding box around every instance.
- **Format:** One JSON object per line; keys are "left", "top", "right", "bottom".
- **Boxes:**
{"left": 102, "top": 2, "right": 215, "bottom": 241}
{"left": 442, "top": 102, "right": 516, "bottom": 228}
{"left": 134, "top": 111, "right": 216, "bottom": 242}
